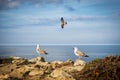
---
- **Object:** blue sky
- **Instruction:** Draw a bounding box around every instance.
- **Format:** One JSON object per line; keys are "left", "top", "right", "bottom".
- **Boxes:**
{"left": 0, "top": 0, "right": 120, "bottom": 45}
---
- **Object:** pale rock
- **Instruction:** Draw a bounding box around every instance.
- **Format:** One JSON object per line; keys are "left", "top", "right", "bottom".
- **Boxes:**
{"left": 51, "top": 69, "right": 75, "bottom": 80}
{"left": 12, "top": 59, "right": 28, "bottom": 65}
{"left": 0, "top": 74, "right": 9, "bottom": 80}
{"left": 24, "top": 65, "right": 34, "bottom": 70}
{"left": 74, "top": 66, "right": 85, "bottom": 71}
{"left": 10, "top": 56, "right": 22, "bottom": 60}
{"left": 61, "top": 65, "right": 85, "bottom": 73}
{"left": 9, "top": 65, "right": 30, "bottom": 78}
{"left": 29, "top": 69, "right": 44, "bottom": 76}
{"left": 29, "top": 57, "right": 45, "bottom": 63}
{"left": 51, "top": 61, "right": 63, "bottom": 69}
{"left": 35, "top": 61, "right": 49, "bottom": 66}
{"left": 35, "top": 61, "right": 52, "bottom": 73}
{"left": 0, "top": 64, "right": 17, "bottom": 73}
{"left": 66, "top": 59, "right": 73, "bottom": 63}
{"left": 74, "top": 59, "right": 86, "bottom": 66}
{"left": 62, "top": 59, "right": 74, "bottom": 66}
{"left": 10, "top": 56, "right": 28, "bottom": 65}
{"left": 51, "top": 61, "right": 63, "bottom": 64}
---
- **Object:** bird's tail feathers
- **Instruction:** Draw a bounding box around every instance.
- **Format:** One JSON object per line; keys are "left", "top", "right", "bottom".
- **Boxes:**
{"left": 65, "top": 22, "right": 67, "bottom": 24}
{"left": 45, "top": 53, "right": 48, "bottom": 54}
{"left": 44, "top": 51, "right": 48, "bottom": 54}
{"left": 84, "top": 55, "right": 89, "bottom": 57}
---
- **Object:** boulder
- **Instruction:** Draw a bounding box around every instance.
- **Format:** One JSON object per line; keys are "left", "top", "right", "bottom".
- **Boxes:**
{"left": 51, "top": 59, "right": 73, "bottom": 69}
{"left": 0, "top": 74, "right": 9, "bottom": 80}
{"left": 0, "top": 64, "right": 17, "bottom": 75}
{"left": 35, "top": 61, "right": 53, "bottom": 74}
{"left": 51, "top": 69, "right": 75, "bottom": 80}
{"left": 10, "top": 56, "right": 29, "bottom": 65}
{"left": 9, "top": 65, "right": 31, "bottom": 78}
{"left": 29, "top": 57, "right": 45, "bottom": 63}
{"left": 10, "top": 56, "right": 22, "bottom": 60}
{"left": 61, "top": 66, "right": 85, "bottom": 73}
{"left": 29, "top": 69, "right": 44, "bottom": 76}
{"left": 51, "top": 60, "right": 63, "bottom": 64}
{"left": 74, "top": 59, "right": 86, "bottom": 66}
{"left": 12, "top": 59, "right": 28, "bottom": 65}
{"left": 61, "top": 59, "right": 73, "bottom": 66}
{"left": 51, "top": 60, "right": 63, "bottom": 69}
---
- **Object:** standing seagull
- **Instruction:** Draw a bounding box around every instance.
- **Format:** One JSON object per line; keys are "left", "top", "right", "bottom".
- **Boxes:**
{"left": 61, "top": 17, "right": 67, "bottom": 29}
{"left": 73, "top": 47, "right": 89, "bottom": 59}
{"left": 36, "top": 44, "right": 47, "bottom": 57}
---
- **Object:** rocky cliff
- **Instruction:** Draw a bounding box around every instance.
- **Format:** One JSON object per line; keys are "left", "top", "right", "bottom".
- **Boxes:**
{"left": 0, "top": 55, "right": 120, "bottom": 80}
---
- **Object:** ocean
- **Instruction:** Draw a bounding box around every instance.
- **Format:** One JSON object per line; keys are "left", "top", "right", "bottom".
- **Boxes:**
{"left": 0, "top": 45, "right": 120, "bottom": 62}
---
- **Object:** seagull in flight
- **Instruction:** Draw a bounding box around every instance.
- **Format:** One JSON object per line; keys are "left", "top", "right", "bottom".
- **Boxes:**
{"left": 73, "top": 47, "right": 89, "bottom": 59}
{"left": 36, "top": 44, "right": 48, "bottom": 57}
{"left": 61, "top": 17, "right": 67, "bottom": 29}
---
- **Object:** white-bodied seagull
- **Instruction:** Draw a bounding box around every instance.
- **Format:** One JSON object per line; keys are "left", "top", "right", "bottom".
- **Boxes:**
{"left": 36, "top": 44, "right": 47, "bottom": 57}
{"left": 61, "top": 17, "right": 67, "bottom": 29}
{"left": 73, "top": 47, "right": 89, "bottom": 59}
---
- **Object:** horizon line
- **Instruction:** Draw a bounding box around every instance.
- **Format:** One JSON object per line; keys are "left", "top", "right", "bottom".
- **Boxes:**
{"left": 0, "top": 43, "right": 120, "bottom": 46}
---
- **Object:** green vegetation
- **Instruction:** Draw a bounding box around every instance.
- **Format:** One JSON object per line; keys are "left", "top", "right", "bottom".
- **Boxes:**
{"left": 0, "top": 57, "right": 13, "bottom": 64}
{"left": 77, "top": 55, "right": 120, "bottom": 80}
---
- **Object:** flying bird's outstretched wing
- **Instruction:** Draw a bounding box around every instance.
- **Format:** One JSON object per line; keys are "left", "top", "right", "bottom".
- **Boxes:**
{"left": 61, "top": 17, "right": 64, "bottom": 23}
{"left": 61, "top": 17, "right": 64, "bottom": 29}
{"left": 61, "top": 24, "right": 64, "bottom": 29}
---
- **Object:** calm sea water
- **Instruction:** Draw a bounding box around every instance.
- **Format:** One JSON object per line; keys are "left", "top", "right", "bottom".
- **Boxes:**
{"left": 0, "top": 45, "right": 120, "bottom": 62}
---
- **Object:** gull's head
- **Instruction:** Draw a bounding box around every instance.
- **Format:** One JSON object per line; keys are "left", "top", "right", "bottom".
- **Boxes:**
{"left": 73, "top": 47, "right": 78, "bottom": 50}
{"left": 37, "top": 44, "right": 40, "bottom": 49}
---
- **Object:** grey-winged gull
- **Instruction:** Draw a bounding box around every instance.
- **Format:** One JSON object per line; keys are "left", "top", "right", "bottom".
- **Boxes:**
{"left": 73, "top": 47, "right": 89, "bottom": 59}
{"left": 36, "top": 44, "right": 47, "bottom": 57}
{"left": 61, "top": 17, "right": 67, "bottom": 29}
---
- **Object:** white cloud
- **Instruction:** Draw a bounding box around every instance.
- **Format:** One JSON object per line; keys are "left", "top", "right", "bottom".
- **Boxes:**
{"left": 0, "top": 0, "right": 81, "bottom": 9}
{"left": 8, "top": 1, "right": 19, "bottom": 8}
